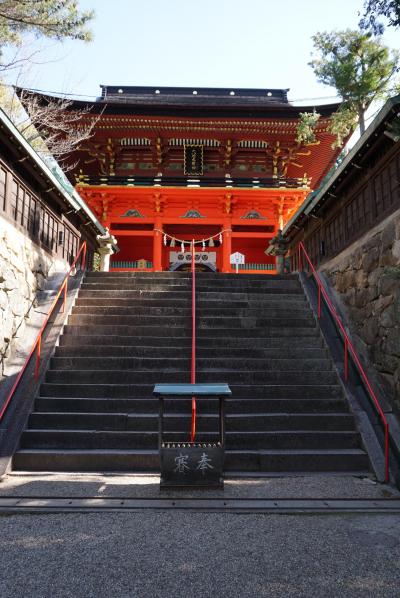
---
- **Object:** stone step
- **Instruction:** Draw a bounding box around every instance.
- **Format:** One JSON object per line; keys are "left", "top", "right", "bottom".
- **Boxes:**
{"left": 76, "top": 292, "right": 308, "bottom": 309}
{"left": 20, "top": 429, "right": 361, "bottom": 450}
{"left": 195, "top": 282, "right": 301, "bottom": 290}
{"left": 39, "top": 383, "right": 343, "bottom": 399}
{"left": 35, "top": 396, "right": 349, "bottom": 414}
{"left": 77, "top": 289, "right": 303, "bottom": 298}
{"left": 27, "top": 412, "right": 356, "bottom": 432}
{"left": 50, "top": 357, "right": 333, "bottom": 372}
{"left": 67, "top": 314, "right": 315, "bottom": 328}
{"left": 59, "top": 334, "right": 325, "bottom": 348}
{"left": 197, "top": 289, "right": 304, "bottom": 297}
{"left": 81, "top": 282, "right": 192, "bottom": 290}
{"left": 71, "top": 305, "right": 311, "bottom": 318}
{"left": 85, "top": 272, "right": 298, "bottom": 280}
{"left": 75, "top": 297, "right": 307, "bottom": 308}
{"left": 81, "top": 280, "right": 300, "bottom": 290}
{"left": 54, "top": 345, "right": 328, "bottom": 359}
{"left": 63, "top": 325, "right": 191, "bottom": 337}
{"left": 45, "top": 369, "right": 339, "bottom": 385}
{"left": 12, "top": 448, "right": 370, "bottom": 473}
{"left": 85, "top": 274, "right": 192, "bottom": 281}
{"left": 62, "top": 325, "right": 319, "bottom": 338}
{"left": 75, "top": 297, "right": 192, "bottom": 308}
{"left": 78, "top": 290, "right": 192, "bottom": 299}
{"left": 89, "top": 280, "right": 301, "bottom": 290}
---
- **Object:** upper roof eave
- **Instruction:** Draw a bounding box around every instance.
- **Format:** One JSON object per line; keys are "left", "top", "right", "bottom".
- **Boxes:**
{"left": 16, "top": 88, "right": 341, "bottom": 119}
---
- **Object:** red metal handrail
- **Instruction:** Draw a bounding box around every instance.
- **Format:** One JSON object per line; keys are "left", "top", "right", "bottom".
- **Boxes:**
{"left": 0, "top": 242, "right": 87, "bottom": 422}
{"left": 190, "top": 240, "right": 197, "bottom": 442}
{"left": 298, "top": 241, "right": 390, "bottom": 482}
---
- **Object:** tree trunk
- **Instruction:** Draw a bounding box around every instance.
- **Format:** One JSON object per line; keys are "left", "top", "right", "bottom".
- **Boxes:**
{"left": 358, "top": 108, "right": 366, "bottom": 136}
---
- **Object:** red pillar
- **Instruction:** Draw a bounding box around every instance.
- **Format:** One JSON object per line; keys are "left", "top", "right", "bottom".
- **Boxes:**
{"left": 153, "top": 218, "right": 163, "bottom": 271}
{"left": 221, "top": 219, "right": 232, "bottom": 273}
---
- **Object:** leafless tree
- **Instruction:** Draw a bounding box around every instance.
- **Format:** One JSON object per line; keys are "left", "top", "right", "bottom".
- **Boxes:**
{"left": 13, "top": 88, "right": 101, "bottom": 172}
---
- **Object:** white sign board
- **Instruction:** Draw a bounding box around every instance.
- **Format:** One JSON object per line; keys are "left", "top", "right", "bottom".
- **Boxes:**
{"left": 230, "top": 252, "right": 245, "bottom": 273}
{"left": 230, "top": 252, "right": 245, "bottom": 264}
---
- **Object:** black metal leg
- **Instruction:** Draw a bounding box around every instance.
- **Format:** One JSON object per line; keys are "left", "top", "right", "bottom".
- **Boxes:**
{"left": 219, "top": 396, "right": 225, "bottom": 447}
{"left": 158, "top": 396, "right": 164, "bottom": 451}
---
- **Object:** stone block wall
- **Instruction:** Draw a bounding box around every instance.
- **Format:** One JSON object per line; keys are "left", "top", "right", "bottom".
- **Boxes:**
{"left": 0, "top": 215, "right": 68, "bottom": 378}
{"left": 321, "top": 208, "right": 400, "bottom": 408}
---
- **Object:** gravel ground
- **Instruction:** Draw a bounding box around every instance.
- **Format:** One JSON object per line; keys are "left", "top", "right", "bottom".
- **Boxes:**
{"left": 0, "top": 473, "right": 398, "bottom": 499}
{"left": 0, "top": 511, "right": 400, "bottom": 598}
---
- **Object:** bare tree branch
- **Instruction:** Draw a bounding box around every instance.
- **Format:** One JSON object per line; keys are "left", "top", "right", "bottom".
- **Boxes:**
{"left": 15, "top": 89, "right": 103, "bottom": 172}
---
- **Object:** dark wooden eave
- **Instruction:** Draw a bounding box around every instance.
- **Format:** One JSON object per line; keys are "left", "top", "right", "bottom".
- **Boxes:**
{"left": 16, "top": 87, "right": 341, "bottom": 119}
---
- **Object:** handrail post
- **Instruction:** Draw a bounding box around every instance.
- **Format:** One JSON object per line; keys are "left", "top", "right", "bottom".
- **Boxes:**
{"left": 385, "top": 423, "right": 390, "bottom": 483}
{"left": 34, "top": 336, "right": 41, "bottom": 380}
{"left": 318, "top": 285, "right": 321, "bottom": 319}
{"left": 62, "top": 280, "right": 67, "bottom": 314}
{"left": 344, "top": 338, "right": 349, "bottom": 381}
{"left": 191, "top": 239, "right": 197, "bottom": 442}
{"left": 82, "top": 243, "right": 87, "bottom": 272}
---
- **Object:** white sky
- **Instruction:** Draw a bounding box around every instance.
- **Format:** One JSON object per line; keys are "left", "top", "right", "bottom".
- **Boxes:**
{"left": 7, "top": 0, "right": 400, "bottom": 111}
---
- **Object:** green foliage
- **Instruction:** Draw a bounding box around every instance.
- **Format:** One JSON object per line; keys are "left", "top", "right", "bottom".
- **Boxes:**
{"left": 0, "top": 0, "right": 93, "bottom": 65}
{"left": 360, "top": 1, "right": 400, "bottom": 33}
{"left": 296, "top": 111, "right": 321, "bottom": 145}
{"left": 329, "top": 106, "right": 359, "bottom": 148}
{"left": 309, "top": 30, "right": 400, "bottom": 134}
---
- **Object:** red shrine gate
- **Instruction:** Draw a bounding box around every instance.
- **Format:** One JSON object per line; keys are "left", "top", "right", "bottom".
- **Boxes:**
{"left": 77, "top": 186, "right": 310, "bottom": 273}
{"left": 20, "top": 85, "right": 342, "bottom": 272}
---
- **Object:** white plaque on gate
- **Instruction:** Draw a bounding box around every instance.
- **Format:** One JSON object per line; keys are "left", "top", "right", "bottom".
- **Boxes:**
{"left": 170, "top": 251, "right": 216, "bottom": 264}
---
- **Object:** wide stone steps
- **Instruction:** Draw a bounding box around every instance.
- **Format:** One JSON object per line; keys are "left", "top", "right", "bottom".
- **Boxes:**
{"left": 27, "top": 412, "right": 354, "bottom": 432}
{"left": 67, "top": 314, "right": 316, "bottom": 328}
{"left": 80, "top": 280, "right": 300, "bottom": 290}
{"left": 12, "top": 271, "right": 371, "bottom": 475}
{"left": 76, "top": 296, "right": 307, "bottom": 307}
{"left": 63, "top": 325, "right": 319, "bottom": 338}
{"left": 45, "top": 370, "right": 339, "bottom": 385}
{"left": 12, "top": 449, "right": 369, "bottom": 473}
{"left": 49, "top": 357, "right": 333, "bottom": 372}
{"left": 54, "top": 345, "right": 328, "bottom": 359}
{"left": 58, "top": 335, "right": 325, "bottom": 349}
{"left": 76, "top": 297, "right": 307, "bottom": 308}
{"left": 84, "top": 272, "right": 294, "bottom": 280}
{"left": 71, "top": 306, "right": 311, "bottom": 318}
{"left": 39, "top": 383, "right": 344, "bottom": 399}
{"left": 34, "top": 397, "right": 349, "bottom": 414}
{"left": 78, "top": 288, "right": 304, "bottom": 298}
{"left": 20, "top": 430, "right": 361, "bottom": 450}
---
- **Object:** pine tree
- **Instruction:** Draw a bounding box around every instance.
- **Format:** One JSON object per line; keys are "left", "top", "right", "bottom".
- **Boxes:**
{"left": 0, "top": 0, "right": 93, "bottom": 68}
{"left": 309, "top": 30, "right": 399, "bottom": 135}
{"left": 360, "top": 1, "right": 400, "bottom": 34}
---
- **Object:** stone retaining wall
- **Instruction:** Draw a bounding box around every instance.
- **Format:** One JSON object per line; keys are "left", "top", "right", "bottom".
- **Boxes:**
{"left": 0, "top": 215, "right": 68, "bottom": 378}
{"left": 321, "top": 208, "right": 400, "bottom": 408}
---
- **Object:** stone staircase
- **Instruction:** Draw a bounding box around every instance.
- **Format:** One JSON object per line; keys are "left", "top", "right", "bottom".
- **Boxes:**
{"left": 12, "top": 271, "right": 371, "bottom": 474}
